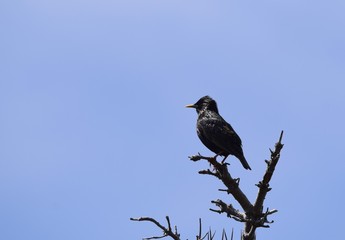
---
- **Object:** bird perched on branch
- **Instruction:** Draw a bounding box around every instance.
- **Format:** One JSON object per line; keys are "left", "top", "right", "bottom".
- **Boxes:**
{"left": 186, "top": 96, "right": 251, "bottom": 170}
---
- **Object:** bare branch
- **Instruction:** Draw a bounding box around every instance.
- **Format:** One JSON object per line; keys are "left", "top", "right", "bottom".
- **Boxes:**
{"left": 199, "top": 169, "right": 221, "bottom": 178}
{"left": 189, "top": 154, "right": 253, "bottom": 213}
{"left": 210, "top": 199, "right": 247, "bottom": 223}
{"left": 209, "top": 228, "right": 216, "bottom": 240}
{"left": 130, "top": 217, "right": 180, "bottom": 240}
{"left": 198, "top": 218, "right": 202, "bottom": 239}
{"left": 144, "top": 235, "right": 167, "bottom": 240}
{"left": 253, "top": 131, "right": 284, "bottom": 218}
{"left": 242, "top": 131, "right": 284, "bottom": 240}
{"left": 132, "top": 132, "right": 284, "bottom": 240}
{"left": 222, "top": 229, "right": 227, "bottom": 240}
{"left": 190, "top": 131, "right": 284, "bottom": 240}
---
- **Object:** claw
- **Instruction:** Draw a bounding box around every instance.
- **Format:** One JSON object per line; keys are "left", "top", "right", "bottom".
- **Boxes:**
{"left": 221, "top": 155, "right": 228, "bottom": 164}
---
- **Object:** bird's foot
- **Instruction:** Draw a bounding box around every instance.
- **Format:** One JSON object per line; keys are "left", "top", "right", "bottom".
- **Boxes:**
{"left": 220, "top": 155, "right": 229, "bottom": 164}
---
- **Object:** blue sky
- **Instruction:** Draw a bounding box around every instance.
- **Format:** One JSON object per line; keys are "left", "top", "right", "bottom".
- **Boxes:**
{"left": 1, "top": 0, "right": 345, "bottom": 239}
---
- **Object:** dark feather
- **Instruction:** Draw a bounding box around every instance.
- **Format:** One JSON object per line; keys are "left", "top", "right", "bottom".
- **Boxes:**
{"left": 187, "top": 96, "right": 251, "bottom": 170}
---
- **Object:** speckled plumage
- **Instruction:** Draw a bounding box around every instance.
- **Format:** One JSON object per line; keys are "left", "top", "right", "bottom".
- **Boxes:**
{"left": 187, "top": 96, "right": 251, "bottom": 170}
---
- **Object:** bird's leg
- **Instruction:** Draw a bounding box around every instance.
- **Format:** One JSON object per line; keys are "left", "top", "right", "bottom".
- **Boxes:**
{"left": 221, "top": 155, "right": 229, "bottom": 164}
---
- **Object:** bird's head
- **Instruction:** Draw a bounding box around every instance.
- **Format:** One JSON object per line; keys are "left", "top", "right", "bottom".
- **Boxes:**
{"left": 186, "top": 95, "right": 219, "bottom": 114}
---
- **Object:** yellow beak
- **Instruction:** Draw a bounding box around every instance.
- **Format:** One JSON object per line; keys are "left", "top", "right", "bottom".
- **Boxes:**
{"left": 185, "top": 104, "right": 196, "bottom": 108}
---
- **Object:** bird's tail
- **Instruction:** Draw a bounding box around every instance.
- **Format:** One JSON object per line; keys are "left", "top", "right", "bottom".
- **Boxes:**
{"left": 239, "top": 155, "right": 251, "bottom": 170}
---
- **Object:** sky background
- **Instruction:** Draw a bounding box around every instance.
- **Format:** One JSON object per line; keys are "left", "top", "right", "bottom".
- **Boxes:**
{"left": 1, "top": 0, "right": 345, "bottom": 239}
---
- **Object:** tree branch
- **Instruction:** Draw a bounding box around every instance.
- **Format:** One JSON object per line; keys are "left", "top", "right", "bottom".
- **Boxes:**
{"left": 210, "top": 199, "right": 246, "bottom": 223}
{"left": 189, "top": 154, "right": 253, "bottom": 213}
{"left": 130, "top": 216, "right": 180, "bottom": 240}
{"left": 253, "top": 131, "right": 284, "bottom": 218}
{"left": 190, "top": 131, "right": 284, "bottom": 240}
{"left": 132, "top": 132, "right": 284, "bottom": 240}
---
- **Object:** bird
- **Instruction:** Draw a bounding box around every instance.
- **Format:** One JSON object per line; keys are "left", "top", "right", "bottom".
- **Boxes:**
{"left": 186, "top": 95, "right": 251, "bottom": 170}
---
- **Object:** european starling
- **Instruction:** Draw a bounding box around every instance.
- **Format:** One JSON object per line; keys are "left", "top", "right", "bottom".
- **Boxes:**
{"left": 186, "top": 96, "right": 251, "bottom": 170}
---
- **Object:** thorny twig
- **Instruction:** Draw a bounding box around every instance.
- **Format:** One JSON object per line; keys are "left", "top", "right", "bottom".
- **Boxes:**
{"left": 130, "top": 216, "right": 180, "bottom": 240}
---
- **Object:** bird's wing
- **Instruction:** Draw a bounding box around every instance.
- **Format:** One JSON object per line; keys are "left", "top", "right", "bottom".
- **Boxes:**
{"left": 199, "top": 113, "right": 251, "bottom": 170}
{"left": 200, "top": 116, "right": 242, "bottom": 152}
{"left": 197, "top": 123, "right": 223, "bottom": 154}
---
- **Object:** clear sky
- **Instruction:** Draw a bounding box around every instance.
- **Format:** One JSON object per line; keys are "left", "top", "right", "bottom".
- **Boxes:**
{"left": 1, "top": 1, "right": 345, "bottom": 239}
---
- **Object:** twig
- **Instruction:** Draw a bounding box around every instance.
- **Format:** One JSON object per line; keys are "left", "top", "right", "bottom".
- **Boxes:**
{"left": 198, "top": 218, "right": 202, "bottom": 239}
{"left": 222, "top": 229, "right": 227, "bottom": 240}
{"left": 209, "top": 228, "right": 216, "bottom": 240}
{"left": 130, "top": 216, "right": 180, "bottom": 240}
{"left": 210, "top": 199, "right": 246, "bottom": 223}
{"left": 199, "top": 169, "right": 221, "bottom": 178}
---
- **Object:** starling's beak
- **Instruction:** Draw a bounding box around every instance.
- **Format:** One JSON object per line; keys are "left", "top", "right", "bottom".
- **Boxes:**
{"left": 185, "top": 104, "right": 196, "bottom": 108}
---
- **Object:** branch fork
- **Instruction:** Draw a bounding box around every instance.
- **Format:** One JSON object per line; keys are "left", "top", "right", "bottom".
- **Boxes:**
{"left": 191, "top": 131, "right": 284, "bottom": 240}
{"left": 131, "top": 131, "right": 284, "bottom": 240}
